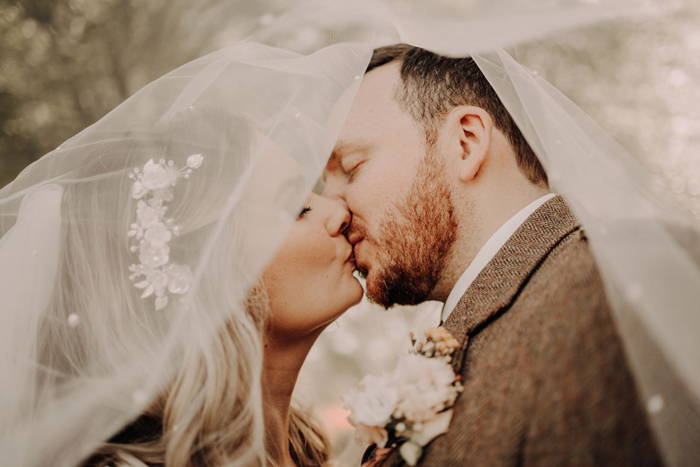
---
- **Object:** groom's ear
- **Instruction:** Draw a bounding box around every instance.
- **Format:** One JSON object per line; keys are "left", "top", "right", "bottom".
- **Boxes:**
{"left": 450, "top": 106, "right": 493, "bottom": 183}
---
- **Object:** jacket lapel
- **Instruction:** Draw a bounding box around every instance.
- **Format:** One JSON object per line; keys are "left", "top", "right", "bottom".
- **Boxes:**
{"left": 443, "top": 195, "right": 579, "bottom": 373}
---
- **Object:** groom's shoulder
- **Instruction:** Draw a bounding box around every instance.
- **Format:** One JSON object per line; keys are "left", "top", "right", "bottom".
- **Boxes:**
{"left": 531, "top": 226, "right": 602, "bottom": 299}
{"left": 512, "top": 226, "right": 616, "bottom": 350}
{"left": 520, "top": 226, "right": 607, "bottom": 318}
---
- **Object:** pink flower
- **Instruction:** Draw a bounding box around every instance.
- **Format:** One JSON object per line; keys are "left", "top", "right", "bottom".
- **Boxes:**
{"left": 140, "top": 159, "right": 176, "bottom": 190}
{"left": 353, "top": 422, "right": 389, "bottom": 447}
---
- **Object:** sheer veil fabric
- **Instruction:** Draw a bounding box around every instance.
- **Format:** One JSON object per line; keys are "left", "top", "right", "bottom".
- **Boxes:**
{"left": 1, "top": 1, "right": 699, "bottom": 466}
{"left": 0, "top": 42, "right": 371, "bottom": 465}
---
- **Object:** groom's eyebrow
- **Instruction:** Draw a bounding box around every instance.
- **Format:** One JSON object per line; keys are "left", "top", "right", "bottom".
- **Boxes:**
{"left": 331, "top": 140, "right": 352, "bottom": 159}
{"left": 326, "top": 139, "right": 371, "bottom": 179}
{"left": 332, "top": 139, "right": 369, "bottom": 160}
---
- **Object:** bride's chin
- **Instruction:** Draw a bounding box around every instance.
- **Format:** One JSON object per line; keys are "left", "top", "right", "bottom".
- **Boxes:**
{"left": 328, "top": 286, "right": 363, "bottom": 324}
{"left": 350, "top": 279, "right": 364, "bottom": 305}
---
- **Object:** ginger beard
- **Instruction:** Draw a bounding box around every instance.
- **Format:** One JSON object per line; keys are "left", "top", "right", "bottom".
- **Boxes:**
{"left": 354, "top": 146, "right": 458, "bottom": 308}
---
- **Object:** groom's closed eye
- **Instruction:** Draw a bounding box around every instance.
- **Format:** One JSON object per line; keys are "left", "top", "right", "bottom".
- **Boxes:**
{"left": 343, "top": 159, "right": 366, "bottom": 181}
{"left": 339, "top": 150, "right": 369, "bottom": 180}
{"left": 332, "top": 140, "right": 371, "bottom": 172}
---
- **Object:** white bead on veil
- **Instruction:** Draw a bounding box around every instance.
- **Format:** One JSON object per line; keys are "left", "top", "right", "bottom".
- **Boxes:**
{"left": 0, "top": 1, "right": 699, "bottom": 465}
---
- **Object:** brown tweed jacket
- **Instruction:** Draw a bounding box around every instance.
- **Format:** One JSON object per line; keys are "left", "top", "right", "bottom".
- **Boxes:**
{"left": 374, "top": 196, "right": 662, "bottom": 466}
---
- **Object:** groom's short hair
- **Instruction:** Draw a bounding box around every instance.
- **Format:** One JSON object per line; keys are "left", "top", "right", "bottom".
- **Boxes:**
{"left": 368, "top": 44, "right": 548, "bottom": 186}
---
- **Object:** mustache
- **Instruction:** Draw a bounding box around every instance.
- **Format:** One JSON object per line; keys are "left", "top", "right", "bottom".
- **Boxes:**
{"left": 346, "top": 218, "right": 373, "bottom": 244}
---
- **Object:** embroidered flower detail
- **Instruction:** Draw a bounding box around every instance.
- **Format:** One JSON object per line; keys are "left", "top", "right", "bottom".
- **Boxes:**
{"left": 165, "top": 264, "right": 194, "bottom": 294}
{"left": 127, "top": 156, "right": 203, "bottom": 310}
{"left": 343, "top": 327, "right": 463, "bottom": 466}
{"left": 136, "top": 203, "right": 161, "bottom": 229}
{"left": 138, "top": 241, "right": 170, "bottom": 269}
{"left": 187, "top": 153, "right": 203, "bottom": 169}
{"left": 131, "top": 181, "right": 148, "bottom": 199}
{"left": 140, "top": 159, "right": 177, "bottom": 191}
{"left": 144, "top": 222, "right": 172, "bottom": 246}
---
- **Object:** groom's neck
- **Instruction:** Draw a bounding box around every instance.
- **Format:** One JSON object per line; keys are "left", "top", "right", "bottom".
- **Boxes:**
{"left": 429, "top": 180, "right": 549, "bottom": 302}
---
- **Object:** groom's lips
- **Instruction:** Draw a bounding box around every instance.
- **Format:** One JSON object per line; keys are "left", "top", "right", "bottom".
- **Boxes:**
{"left": 352, "top": 239, "right": 364, "bottom": 266}
{"left": 347, "top": 231, "right": 363, "bottom": 246}
{"left": 347, "top": 231, "right": 364, "bottom": 268}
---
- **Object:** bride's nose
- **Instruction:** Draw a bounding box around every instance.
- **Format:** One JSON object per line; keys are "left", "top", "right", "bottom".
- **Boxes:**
{"left": 325, "top": 198, "right": 351, "bottom": 236}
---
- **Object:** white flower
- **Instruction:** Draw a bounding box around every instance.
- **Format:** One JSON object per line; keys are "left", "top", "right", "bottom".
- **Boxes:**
{"left": 409, "top": 409, "right": 453, "bottom": 446}
{"left": 139, "top": 241, "right": 170, "bottom": 268}
{"left": 131, "top": 181, "right": 148, "bottom": 199}
{"left": 399, "top": 441, "right": 423, "bottom": 466}
{"left": 187, "top": 153, "right": 203, "bottom": 169}
{"left": 343, "top": 373, "right": 398, "bottom": 428}
{"left": 166, "top": 264, "right": 193, "bottom": 294}
{"left": 144, "top": 222, "right": 172, "bottom": 246}
{"left": 140, "top": 159, "right": 176, "bottom": 190}
{"left": 392, "top": 354, "right": 456, "bottom": 422}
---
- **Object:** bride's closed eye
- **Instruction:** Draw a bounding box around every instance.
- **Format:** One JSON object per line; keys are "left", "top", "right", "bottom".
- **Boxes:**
{"left": 298, "top": 206, "right": 312, "bottom": 219}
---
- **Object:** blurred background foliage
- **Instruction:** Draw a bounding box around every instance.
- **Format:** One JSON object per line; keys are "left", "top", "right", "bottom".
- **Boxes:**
{"left": 0, "top": 0, "right": 282, "bottom": 186}
{"left": 1, "top": 0, "right": 699, "bottom": 463}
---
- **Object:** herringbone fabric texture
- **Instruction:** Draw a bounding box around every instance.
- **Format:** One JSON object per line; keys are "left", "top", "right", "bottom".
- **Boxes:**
{"left": 374, "top": 196, "right": 662, "bottom": 466}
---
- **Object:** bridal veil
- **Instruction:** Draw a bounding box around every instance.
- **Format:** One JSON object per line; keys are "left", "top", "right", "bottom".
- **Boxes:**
{"left": 0, "top": 42, "right": 371, "bottom": 465}
{"left": 0, "top": 1, "right": 698, "bottom": 465}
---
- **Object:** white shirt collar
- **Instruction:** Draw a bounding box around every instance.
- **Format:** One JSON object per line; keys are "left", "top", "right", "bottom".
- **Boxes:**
{"left": 441, "top": 194, "right": 555, "bottom": 323}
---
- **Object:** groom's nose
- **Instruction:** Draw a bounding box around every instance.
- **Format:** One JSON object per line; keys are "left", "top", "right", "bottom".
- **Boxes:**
{"left": 322, "top": 154, "right": 348, "bottom": 202}
{"left": 321, "top": 175, "right": 347, "bottom": 204}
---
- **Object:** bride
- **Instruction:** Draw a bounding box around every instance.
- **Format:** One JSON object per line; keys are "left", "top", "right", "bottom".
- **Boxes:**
{"left": 67, "top": 112, "right": 362, "bottom": 466}
{"left": 0, "top": 43, "right": 371, "bottom": 467}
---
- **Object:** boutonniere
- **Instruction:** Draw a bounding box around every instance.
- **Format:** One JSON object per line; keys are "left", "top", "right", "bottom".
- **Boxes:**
{"left": 342, "top": 327, "right": 463, "bottom": 466}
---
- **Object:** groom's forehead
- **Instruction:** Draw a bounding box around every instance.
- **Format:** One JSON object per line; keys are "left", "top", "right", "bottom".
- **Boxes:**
{"left": 338, "top": 67, "right": 406, "bottom": 139}
{"left": 354, "top": 63, "right": 401, "bottom": 106}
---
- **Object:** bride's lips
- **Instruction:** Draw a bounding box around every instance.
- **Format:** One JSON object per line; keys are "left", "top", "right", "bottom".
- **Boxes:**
{"left": 345, "top": 247, "right": 356, "bottom": 266}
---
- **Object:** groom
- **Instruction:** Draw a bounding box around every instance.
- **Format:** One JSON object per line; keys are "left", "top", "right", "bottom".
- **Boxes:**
{"left": 323, "top": 45, "right": 662, "bottom": 465}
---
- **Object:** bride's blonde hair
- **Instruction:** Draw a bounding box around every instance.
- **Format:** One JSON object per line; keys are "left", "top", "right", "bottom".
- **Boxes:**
{"left": 38, "top": 109, "right": 330, "bottom": 466}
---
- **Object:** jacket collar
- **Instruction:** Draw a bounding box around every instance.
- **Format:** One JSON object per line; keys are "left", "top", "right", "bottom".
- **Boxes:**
{"left": 443, "top": 195, "right": 579, "bottom": 348}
